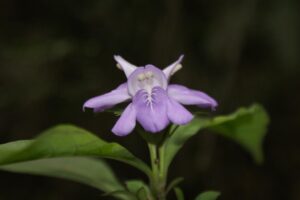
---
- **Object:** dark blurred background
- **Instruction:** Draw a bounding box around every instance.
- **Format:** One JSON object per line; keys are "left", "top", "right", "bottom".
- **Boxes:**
{"left": 0, "top": 0, "right": 300, "bottom": 199}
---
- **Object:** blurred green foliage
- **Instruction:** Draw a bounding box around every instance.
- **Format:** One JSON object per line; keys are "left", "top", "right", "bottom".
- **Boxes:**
{"left": 0, "top": 0, "right": 299, "bottom": 199}
{"left": 0, "top": 104, "right": 267, "bottom": 199}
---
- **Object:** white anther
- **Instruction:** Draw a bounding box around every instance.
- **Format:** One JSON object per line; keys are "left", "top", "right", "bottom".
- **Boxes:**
{"left": 145, "top": 71, "right": 154, "bottom": 79}
{"left": 137, "top": 73, "right": 146, "bottom": 81}
{"left": 116, "top": 63, "right": 122, "bottom": 70}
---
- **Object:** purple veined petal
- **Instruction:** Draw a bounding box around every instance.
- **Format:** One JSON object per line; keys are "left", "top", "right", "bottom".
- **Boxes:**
{"left": 167, "top": 84, "right": 218, "bottom": 110}
{"left": 167, "top": 97, "right": 194, "bottom": 125}
{"left": 163, "top": 55, "right": 184, "bottom": 80}
{"left": 114, "top": 55, "right": 137, "bottom": 78}
{"left": 133, "top": 87, "right": 170, "bottom": 133}
{"left": 83, "top": 83, "right": 131, "bottom": 112}
{"left": 111, "top": 103, "right": 137, "bottom": 136}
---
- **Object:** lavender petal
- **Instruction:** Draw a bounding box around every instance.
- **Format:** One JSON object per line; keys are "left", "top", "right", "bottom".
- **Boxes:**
{"left": 167, "top": 84, "right": 218, "bottom": 110}
{"left": 167, "top": 97, "right": 194, "bottom": 125}
{"left": 133, "top": 87, "right": 170, "bottom": 133}
{"left": 112, "top": 103, "right": 136, "bottom": 136}
{"left": 83, "top": 83, "right": 131, "bottom": 112}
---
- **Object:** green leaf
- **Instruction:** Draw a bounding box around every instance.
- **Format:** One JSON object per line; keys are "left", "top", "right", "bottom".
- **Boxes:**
{"left": 195, "top": 191, "right": 220, "bottom": 200}
{"left": 0, "top": 124, "right": 151, "bottom": 177}
{"left": 136, "top": 187, "right": 149, "bottom": 200}
{"left": 125, "top": 180, "right": 152, "bottom": 200}
{"left": 174, "top": 187, "right": 185, "bottom": 200}
{"left": 126, "top": 180, "right": 148, "bottom": 194}
{"left": 163, "top": 119, "right": 205, "bottom": 172}
{"left": 0, "top": 157, "right": 130, "bottom": 199}
{"left": 103, "top": 190, "right": 137, "bottom": 200}
{"left": 166, "top": 177, "right": 184, "bottom": 194}
{"left": 164, "top": 104, "right": 269, "bottom": 172}
{"left": 207, "top": 104, "right": 269, "bottom": 163}
{"left": 106, "top": 108, "right": 124, "bottom": 116}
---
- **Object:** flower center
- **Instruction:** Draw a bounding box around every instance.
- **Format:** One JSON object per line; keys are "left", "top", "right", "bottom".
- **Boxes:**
{"left": 137, "top": 71, "right": 155, "bottom": 94}
{"left": 127, "top": 65, "right": 168, "bottom": 97}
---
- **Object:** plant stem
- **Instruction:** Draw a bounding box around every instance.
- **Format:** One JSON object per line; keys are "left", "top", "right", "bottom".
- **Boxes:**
{"left": 158, "top": 144, "right": 166, "bottom": 178}
{"left": 148, "top": 143, "right": 167, "bottom": 200}
{"left": 148, "top": 143, "right": 159, "bottom": 177}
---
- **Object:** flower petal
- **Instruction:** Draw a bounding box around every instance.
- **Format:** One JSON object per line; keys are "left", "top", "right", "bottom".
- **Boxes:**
{"left": 167, "top": 84, "right": 218, "bottom": 110}
{"left": 167, "top": 97, "right": 193, "bottom": 125}
{"left": 114, "top": 55, "right": 137, "bottom": 77}
{"left": 163, "top": 55, "right": 184, "bottom": 80}
{"left": 111, "top": 103, "right": 136, "bottom": 136}
{"left": 83, "top": 83, "right": 131, "bottom": 112}
{"left": 133, "top": 87, "right": 169, "bottom": 133}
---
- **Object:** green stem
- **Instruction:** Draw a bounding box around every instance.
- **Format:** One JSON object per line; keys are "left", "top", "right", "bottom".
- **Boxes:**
{"left": 158, "top": 144, "right": 166, "bottom": 178}
{"left": 148, "top": 142, "right": 167, "bottom": 200}
{"left": 148, "top": 143, "right": 159, "bottom": 177}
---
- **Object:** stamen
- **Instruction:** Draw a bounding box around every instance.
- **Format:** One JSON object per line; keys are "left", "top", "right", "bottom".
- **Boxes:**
{"left": 116, "top": 64, "right": 122, "bottom": 70}
{"left": 138, "top": 73, "right": 146, "bottom": 81}
{"left": 145, "top": 71, "right": 154, "bottom": 79}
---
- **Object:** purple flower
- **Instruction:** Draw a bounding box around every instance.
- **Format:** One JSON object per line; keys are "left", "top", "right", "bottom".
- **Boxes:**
{"left": 83, "top": 55, "right": 217, "bottom": 136}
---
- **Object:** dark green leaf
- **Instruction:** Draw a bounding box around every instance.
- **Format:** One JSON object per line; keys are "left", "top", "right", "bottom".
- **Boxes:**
{"left": 126, "top": 180, "right": 148, "bottom": 194}
{"left": 103, "top": 190, "right": 137, "bottom": 200}
{"left": 1, "top": 157, "right": 129, "bottom": 199}
{"left": 166, "top": 177, "right": 184, "bottom": 194}
{"left": 106, "top": 108, "right": 124, "bottom": 116}
{"left": 164, "top": 104, "right": 269, "bottom": 172}
{"left": 207, "top": 104, "right": 269, "bottom": 163}
{"left": 174, "top": 187, "right": 185, "bottom": 200}
{"left": 136, "top": 187, "right": 149, "bottom": 200}
{"left": 195, "top": 191, "right": 220, "bottom": 200}
{"left": 125, "top": 180, "right": 152, "bottom": 200}
{"left": 163, "top": 118, "right": 205, "bottom": 172}
{"left": 0, "top": 124, "right": 151, "bottom": 177}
